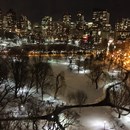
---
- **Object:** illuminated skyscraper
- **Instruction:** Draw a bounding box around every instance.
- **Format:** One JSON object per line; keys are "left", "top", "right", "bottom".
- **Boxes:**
{"left": 18, "top": 15, "right": 31, "bottom": 30}
{"left": 41, "top": 16, "right": 52, "bottom": 30}
{"left": 115, "top": 18, "right": 130, "bottom": 40}
{"left": 115, "top": 18, "right": 130, "bottom": 32}
{"left": 77, "top": 13, "right": 85, "bottom": 23}
{"left": 5, "top": 9, "right": 17, "bottom": 32}
{"left": 41, "top": 16, "right": 54, "bottom": 39}
{"left": 92, "top": 9, "right": 110, "bottom": 26}
{"left": 92, "top": 9, "right": 111, "bottom": 43}
{"left": 63, "top": 15, "right": 71, "bottom": 25}
{"left": 16, "top": 15, "right": 31, "bottom": 36}
{"left": 76, "top": 13, "right": 85, "bottom": 30}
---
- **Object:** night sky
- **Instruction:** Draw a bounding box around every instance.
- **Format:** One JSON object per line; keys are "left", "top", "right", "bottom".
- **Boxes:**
{"left": 0, "top": 0, "right": 130, "bottom": 25}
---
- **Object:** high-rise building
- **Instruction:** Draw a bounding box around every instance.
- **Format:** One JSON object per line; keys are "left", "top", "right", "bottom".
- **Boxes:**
{"left": 62, "top": 14, "right": 71, "bottom": 36}
{"left": 76, "top": 13, "right": 85, "bottom": 30}
{"left": 41, "top": 16, "right": 53, "bottom": 38}
{"left": 5, "top": 9, "right": 17, "bottom": 32}
{"left": 41, "top": 16, "right": 52, "bottom": 30}
{"left": 92, "top": 9, "right": 111, "bottom": 31}
{"left": 19, "top": 15, "right": 31, "bottom": 30}
{"left": 115, "top": 18, "right": 130, "bottom": 40}
{"left": 92, "top": 9, "right": 111, "bottom": 43}
{"left": 63, "top": 15, "right": 71, "bottom": 25}
{"left": 17, "top": 15, "right": 31, "bottom": 35}
{"left": 92, "top": 9, "right": 110, "bottom": 26}
{"left": 115, "top": 18, "right": 130, "bottom": 32}
{"left": 77, "top": 13, "right": 85, "bottom": 22}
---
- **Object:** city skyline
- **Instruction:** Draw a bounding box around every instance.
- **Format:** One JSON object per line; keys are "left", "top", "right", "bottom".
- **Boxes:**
{"left": 0, "top": 0, "right": 130, "bottom": 25}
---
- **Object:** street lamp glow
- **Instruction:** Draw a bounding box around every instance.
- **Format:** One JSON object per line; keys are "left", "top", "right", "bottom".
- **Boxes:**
{"left": 103, "top": 121, "right": 106, "bottom": 130}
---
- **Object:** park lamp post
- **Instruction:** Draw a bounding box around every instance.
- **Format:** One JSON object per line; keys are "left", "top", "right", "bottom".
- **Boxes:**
{"left": 103, "top": 121, "right": 106, "bottom": 130}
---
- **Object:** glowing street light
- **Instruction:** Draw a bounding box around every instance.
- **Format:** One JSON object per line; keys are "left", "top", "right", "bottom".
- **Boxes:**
{"left": 104, "top": 121, "right": 106, "bottom": 130}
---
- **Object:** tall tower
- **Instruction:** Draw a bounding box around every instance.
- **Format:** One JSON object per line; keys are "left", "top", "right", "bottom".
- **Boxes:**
{"left": 92, "top": 9, "right": 110, "bottom": 26}
{"left": 63, "top": 15, "right": 71, "bottom": 25}
{"left": 41, "top": 16, "right": 52, "bottom": 30}
{"left": 77, "top": 13, "right": 85, "bottom": 23}
{"left": 16, "top": 15, "right": 31, "bottom": 35}
{"left": 76, "top": 12, "right": 85, "bottom": 30}
{"left": 41, "top": 16, "right": 53, "bottom": 37}
{"left": 6, "top": 9, "right": 17, "bottom": 32}
{"left": 115, "top": 18, "right": 130, "bottom": 40}
{"left": 92, "top": 9, "right": 111, "bottom": 43}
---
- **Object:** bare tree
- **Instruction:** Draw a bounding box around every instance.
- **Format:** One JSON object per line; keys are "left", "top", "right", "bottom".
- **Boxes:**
{"left": 110, "top": 83, "right": 130, "bottom": 118}
{"left": 54, "top": 71, "right": 66, "bottom": 99}
{"left": 86, "top": 62, "right": 107, "bottom": 89}
{"left": 0, "top": 70, "right": 130, "bottom": 130}
{"left": 32, "top": 61, "right": 54, "bottom": 99}
{"left": 9, "top": 56, "right": 30, "bottom": 98}
{"left": 0, "top": 53, "right": 130, "bottom": 130}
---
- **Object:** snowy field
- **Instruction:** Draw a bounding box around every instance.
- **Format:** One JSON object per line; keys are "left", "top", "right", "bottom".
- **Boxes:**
{"left": 50, "top": 59, "right": 130, "bottom": 130}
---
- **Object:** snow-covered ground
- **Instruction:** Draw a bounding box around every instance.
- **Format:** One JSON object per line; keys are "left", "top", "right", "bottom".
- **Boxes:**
{"left": 50, "top": 59, "right": 130, "bottom": 130}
